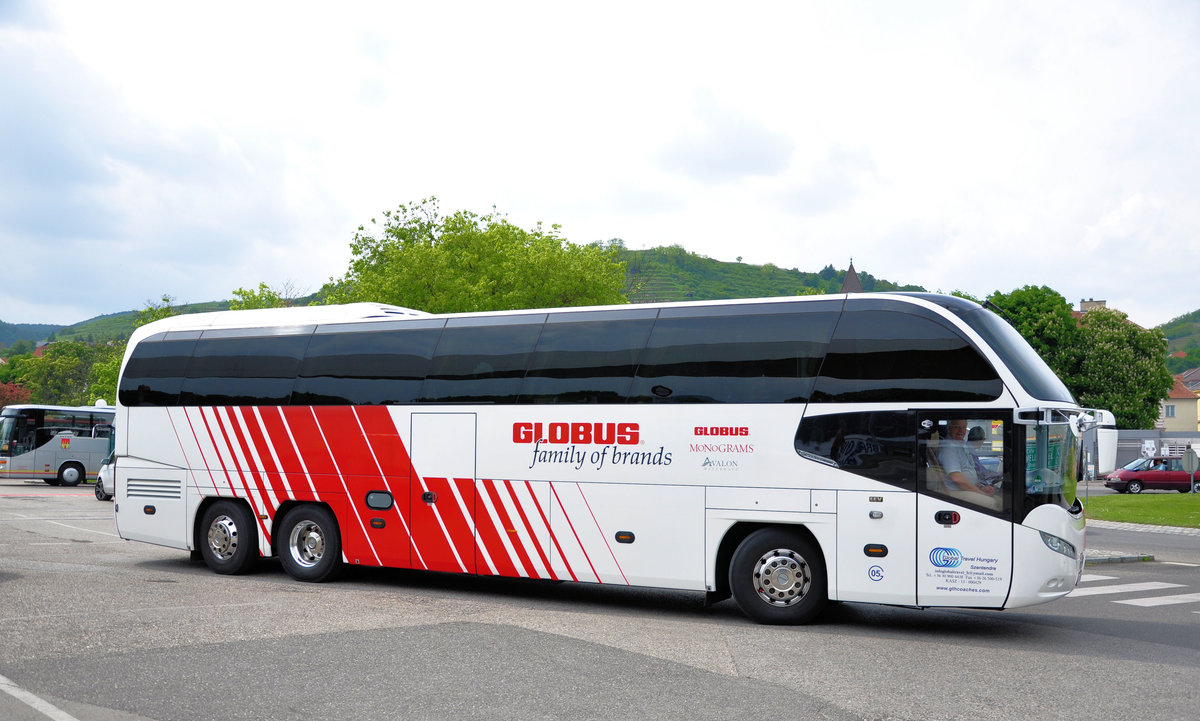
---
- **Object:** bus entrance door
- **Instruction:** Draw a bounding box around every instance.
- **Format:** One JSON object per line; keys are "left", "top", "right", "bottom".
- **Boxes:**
{"left": 409, "top": 413, "right": 478, "bottom": 575}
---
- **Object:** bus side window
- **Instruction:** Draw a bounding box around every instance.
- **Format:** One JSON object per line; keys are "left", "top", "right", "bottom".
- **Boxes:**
{"left": 519, "top": 312, "right": 656, "bottom": 404}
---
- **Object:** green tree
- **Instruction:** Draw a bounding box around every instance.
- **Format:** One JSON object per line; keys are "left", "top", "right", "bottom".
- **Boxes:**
{"left": 137, "top": 295, "right": 179, "bottom": 327}
{"left": 986, "top": 286, "right": 1080, "bottom": 383}
{"left": 86, "top": 344, "right": 125, "bottom": 405}
{"left": 323, "top": 198, "right": 627, "bottom": 313}
{"left": 17, "top": 342, "right": 105, "bottom": 405}
{"left": 1072, "top": 307, "right": 1174, "bottom": 429}
{"left": 230, "top": 282, "right": 288, "bottom": 310}
{"left": 986, "top": 286, "right": 1173, "bottom": 429}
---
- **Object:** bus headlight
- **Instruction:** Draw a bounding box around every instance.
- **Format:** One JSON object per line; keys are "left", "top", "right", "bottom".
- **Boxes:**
{"left": 1039, "top": 531, "right": 1077, "bottom": 559}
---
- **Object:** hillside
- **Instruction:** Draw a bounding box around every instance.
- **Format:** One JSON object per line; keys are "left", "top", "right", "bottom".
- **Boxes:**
{"left": 617, "top": 245, "right": 924, "bottom": 302}
{"left": 1160, "top": 309, "right": 1200, "bottom": 373}
{"left": 0, "top": 320, "right": 63, "bottom": 349}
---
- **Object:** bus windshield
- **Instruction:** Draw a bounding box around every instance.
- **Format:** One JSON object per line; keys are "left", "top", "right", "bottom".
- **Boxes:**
{"left": 0, "top": 414, "right": 16, "bottom": 455}
{"left": 1024, "top": 421, "right": 1080, "bottom": 512}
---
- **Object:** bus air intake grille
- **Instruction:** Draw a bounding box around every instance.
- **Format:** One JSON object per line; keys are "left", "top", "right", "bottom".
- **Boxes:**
{"left": 126, "top": 478, "right": 182, "bottom": 499}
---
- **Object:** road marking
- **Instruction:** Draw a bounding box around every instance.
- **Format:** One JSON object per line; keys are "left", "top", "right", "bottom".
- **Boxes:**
{"left": 0, "top": 672, "right": 82, "bottom": 721}
{"left": 1115, "top": 592, "right": 1200, "bottom": 607}
{"left": 1067, "top": 581, "right": 1185, "bottom": 597}
{"left": 1162, "top": 561, "right": 1200, "bottom": 567}
{"left": 44, "top": 520, "right": 119, "bottom": 538}
{"left": 1079, "top": 574, "right": 1117, "bottom": 583}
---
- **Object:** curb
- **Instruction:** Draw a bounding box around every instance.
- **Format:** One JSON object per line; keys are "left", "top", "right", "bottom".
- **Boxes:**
{"left": 1084, "top": 550, "right": 1154, "bottom": 565}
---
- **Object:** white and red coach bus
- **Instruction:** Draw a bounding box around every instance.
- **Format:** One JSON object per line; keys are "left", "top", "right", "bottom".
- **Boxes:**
{"left": 113, "top": 293, "right": 1090, "bottom": 624}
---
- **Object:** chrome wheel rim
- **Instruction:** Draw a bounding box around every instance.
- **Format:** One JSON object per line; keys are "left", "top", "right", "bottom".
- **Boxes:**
{"left": 288, "top": 520, "right": 325, "bottom": 569}
{"left": 752, "top": 547, "right": 811, "bottom": 606}
{"left": 207, "top": 515, "right": 239, "bottom": 561}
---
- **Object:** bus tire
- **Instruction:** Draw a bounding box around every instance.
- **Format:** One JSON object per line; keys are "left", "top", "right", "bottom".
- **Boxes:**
{"left": 729, "top": 527, "right": 826, "bottom": 625}
{"left": 199, "top": 500, "right": 258, "bottom": 575}
{"left": 276, "top": 505, "right": 342, "bottom": 583}
{"left": 57, "top": 462, "right": 85, "bottom": 487}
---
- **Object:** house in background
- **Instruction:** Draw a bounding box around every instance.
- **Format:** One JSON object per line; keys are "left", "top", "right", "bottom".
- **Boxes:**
{"left": 1159, "top": 375, "right": 1200, "bottom": 431}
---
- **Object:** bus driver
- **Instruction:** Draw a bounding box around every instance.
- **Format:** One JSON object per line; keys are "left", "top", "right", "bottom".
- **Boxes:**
{"left": 938, "top": 419, "right": 1001, "bottom": 508}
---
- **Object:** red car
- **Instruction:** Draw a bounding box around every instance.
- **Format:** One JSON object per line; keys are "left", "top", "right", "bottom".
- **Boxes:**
{"left": 1104, "top": 456, "right": 1200, "bottom": 494}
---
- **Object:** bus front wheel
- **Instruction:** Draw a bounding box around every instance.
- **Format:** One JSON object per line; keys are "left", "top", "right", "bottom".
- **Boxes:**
{"left": 57, "top": 462, "right": 85, "bottom": 487}
{"left": 199, "top": 501, "right": 258, "bottom": 575}
{"left": 729, "top": 528, "right": 827, "bottom": 625}
{"left": 276, "top": 505, "right": 343, "bottom": 583}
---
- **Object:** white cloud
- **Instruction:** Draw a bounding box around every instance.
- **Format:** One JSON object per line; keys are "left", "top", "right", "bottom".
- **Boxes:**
{"left": 1, "top": 1, "right": 1198, "bottom": 330}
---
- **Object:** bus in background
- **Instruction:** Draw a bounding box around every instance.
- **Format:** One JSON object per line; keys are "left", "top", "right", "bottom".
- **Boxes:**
{"left": 0, "top": 402, "right": 116, "bottom": 486}
{"left": 112, "top": 294, "right": 1092, "bottom": 625}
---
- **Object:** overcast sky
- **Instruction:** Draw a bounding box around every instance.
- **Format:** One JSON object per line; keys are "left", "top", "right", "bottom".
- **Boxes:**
{"left": 2, "top": 1, "right": 1197, "bottom": 329}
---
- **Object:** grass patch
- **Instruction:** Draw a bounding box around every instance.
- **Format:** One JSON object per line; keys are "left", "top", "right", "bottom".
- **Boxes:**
{"left": 1081, "top": 492, "right": 1200, "bottom": 528}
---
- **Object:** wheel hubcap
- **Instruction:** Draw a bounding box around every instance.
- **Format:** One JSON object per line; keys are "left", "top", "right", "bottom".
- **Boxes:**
{"left": 289, "top": 520, "right": 325, "bottom": 568}
{"left": 752, "top": 548, "right": 811, "bottom": 606}
{"left": 62, "top": 466, "right": 80, "bottom": 484}
{"left": 208, "top": 515, "right": 239, "bottom": 560}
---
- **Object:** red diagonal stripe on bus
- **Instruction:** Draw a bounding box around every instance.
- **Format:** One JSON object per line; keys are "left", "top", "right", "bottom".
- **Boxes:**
{"left": 194, "top": 407, "right": 239, "bottom": 489}
{"left": 307, "top": 406, "right": 381, "bottom": 566}
{"left": 522, "top": 480, "right": 575, "bottom": 582}
{"left": 574, "top": 482, "right": 629, "bottom": 585}
{"left": 476, "top": 479, "right": 527, "bottom": 578}
{"left": 504, "top": 479, "right": 557, "bottom": 580}
{"left": 224, "top": 408, "right": 277, "bottom": 514}
{"left": 239, "top": 407, "right": 293, "bottom": 505}
{"left": 280, "top": 406, "right": 338, "bottom": 485}
{"left": 178, "top": 408, "right": 221, "bottom": 493}
{"left": 351, "top": 406, "right": 414, "bottom": 569}
{"left": 209, "top": 407, "right": 270, "bottom": 543}
{"left": 255, "top": 406, "right": 315, "bottom": 500}
{"left": 417, "top": 476, "right": 476, "bottom": 573}
{"left": 550, "top": 481, "right": 600, "bottom": 583}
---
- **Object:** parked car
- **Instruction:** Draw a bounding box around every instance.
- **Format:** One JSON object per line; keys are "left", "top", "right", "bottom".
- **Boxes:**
{"left": 1104, "top": 456, "right": 1200, "bottom": 494}
{"left": 94, "top": 434, "right": 115, "bottom": 501}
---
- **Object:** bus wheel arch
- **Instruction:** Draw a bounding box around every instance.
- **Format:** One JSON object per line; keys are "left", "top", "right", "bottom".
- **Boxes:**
{"left": 727, "top": 525, "right": 828, "bottom": 625}
{"left": 196, "top": 499, "right": 259, "bottom": 575}
{"left": 275, "top": 503, "right": 343, "bottom": 583}
{"left": 56, "top": 462, "right": 86, "bottom": 487}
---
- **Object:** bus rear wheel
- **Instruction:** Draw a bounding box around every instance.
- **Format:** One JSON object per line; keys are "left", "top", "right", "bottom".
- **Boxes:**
{"left": 199, "top": 501, "right": 258, "bottom": 575}
{"left": 729, "top": 528, "right": 827, "bottom": 625}
{"left": 57, "top": 462, "right": 85, "bottom": 487}
{"left": 276, "top": 505, "right": 342, "bottom": 583}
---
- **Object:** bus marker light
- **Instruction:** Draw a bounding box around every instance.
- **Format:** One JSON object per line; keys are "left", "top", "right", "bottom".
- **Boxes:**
{"left": 143, "top": 505, "right": 156, "bottom": 515}
{"left": 370, "top": 518, "right": 386, "bottom": 529}
{"left": 864, "top": 544, "right": 888, "bottom": 557}
{"left": 615, "top": 531, "right": 635, "bottom": 544}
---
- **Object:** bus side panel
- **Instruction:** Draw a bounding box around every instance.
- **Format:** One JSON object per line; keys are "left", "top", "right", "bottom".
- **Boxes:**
{"left": 409, "top": 413, "right": 478, "bottom": 574}
{"left": 475, "top": 479, "right": 556, "bottom": 580}
{"left": 115, "top": 462, "right": 189, "bottom": 549}
{"left": 835, "top": 491, "right": 916, "bottom": 605}
{"left": 548, "top": 482, "right": 706, "bottom": 590}
{"left": 916, "top": 496, "right": 1013, "bottom": 607}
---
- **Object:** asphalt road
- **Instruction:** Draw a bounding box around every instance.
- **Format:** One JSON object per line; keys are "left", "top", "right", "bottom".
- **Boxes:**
{"left": 1, "top": 482, "right": 1197, "bottom": 721}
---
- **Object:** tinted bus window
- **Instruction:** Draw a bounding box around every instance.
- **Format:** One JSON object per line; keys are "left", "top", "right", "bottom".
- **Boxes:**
{"left": 118, "top": 336, "right": 199, "bottom": 407}
{"left": 794, "top": 410, "right": 916, "bottom": 490}
{"left": 811, "top": 310, "right": 1002, "bottom": 403}
{"left": 628, "top": 305, "right": 839, "bottom": 404}
{"left": 519, "top": 311, "right": 656, "bottom": 404}
{"left": 420, "top": 318, "right": 544, "bottom": 404}
{"left": 179, "top": 334, "right": 311, "bottom": 406}
{"left": 294, "top": 325, "right": 443, "bottom": 405}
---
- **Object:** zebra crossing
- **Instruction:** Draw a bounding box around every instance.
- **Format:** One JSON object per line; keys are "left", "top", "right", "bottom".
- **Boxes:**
{"left": 1071, "top": 571, "right": 1200, "bottom": 612}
